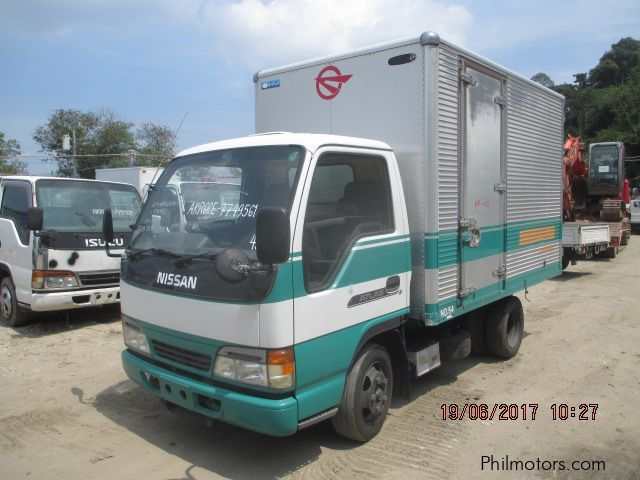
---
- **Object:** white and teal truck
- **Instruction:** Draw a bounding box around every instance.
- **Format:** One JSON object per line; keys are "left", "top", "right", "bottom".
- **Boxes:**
{"left": 106, "top": 32, "right": 564, "bottom": 441}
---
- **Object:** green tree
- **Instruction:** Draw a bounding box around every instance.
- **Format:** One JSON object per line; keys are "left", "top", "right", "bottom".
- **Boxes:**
{"left": 33, "top": 109, "right": 135, "bottom": 178}
{"left": 530, "top": 72, "right": 555, "bottom": 88}
{"left": 135, "top": 122, "right": 176, "bottom": 166}
{"left": 0, "top": 132, "right": 27, "bottom": 174}
{"left": 589, "top": 38, "right": 640, "bottom": 88}
{"left": 553, "top": 37, "right": 640, "bottom": 152}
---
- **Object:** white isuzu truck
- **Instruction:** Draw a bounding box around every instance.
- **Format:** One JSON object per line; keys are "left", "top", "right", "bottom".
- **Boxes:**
{"left": 109, "top": 32, "right": 564, "bottom": 441}
{"left": 0, "top": 176, "right": 141, "bottom": 326}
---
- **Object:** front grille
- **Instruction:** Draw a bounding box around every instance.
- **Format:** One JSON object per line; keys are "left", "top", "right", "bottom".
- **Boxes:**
{"left": 78, "top": 271, "right": 120, "bottom": 287}
{"left": 152, "top": 340, "right": 212, "bottom": 371}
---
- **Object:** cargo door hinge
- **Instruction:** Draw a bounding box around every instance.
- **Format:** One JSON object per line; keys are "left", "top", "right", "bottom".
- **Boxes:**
{"left": 458, "top": 286, "right": 475, "bottom": 298}
{"left": 494, "top": 95, "right": 506, "bottom": 108}
{"left": 460, "top": 72, "right": 476, "bottom": 86}
{"left": 494, "top": 182, "right": 506, "bottom": 192}
{"left": 493, "top": 265, "right": 506, "bottom": 278}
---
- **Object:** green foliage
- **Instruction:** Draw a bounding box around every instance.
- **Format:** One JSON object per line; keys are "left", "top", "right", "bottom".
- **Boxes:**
{"left": 551, "top": 37, "right": 640, "bottom": 153}
{"left": 33, "top": 109, "right": 175, "bottom": 178}
{"left": 136, "top": 122, "right": 177, "bottom": 166}
{"left": 530, "top": 72, "right": 555, "bottom": 88}
{"left": 0, "top": 132, "right": 27, "bottom": 174}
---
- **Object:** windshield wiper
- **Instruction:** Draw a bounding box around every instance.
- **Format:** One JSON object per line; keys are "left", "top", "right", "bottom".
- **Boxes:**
{"left": 173, "top": 252, "right": 218, "bottom": 268}
{"left": 128, "top": 248, "right": 182, "bottom": 261}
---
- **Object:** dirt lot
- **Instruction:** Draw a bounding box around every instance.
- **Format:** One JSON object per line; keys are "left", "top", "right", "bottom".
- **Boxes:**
{"left": 1, "top": 241, "right": 639, "bottom": 480}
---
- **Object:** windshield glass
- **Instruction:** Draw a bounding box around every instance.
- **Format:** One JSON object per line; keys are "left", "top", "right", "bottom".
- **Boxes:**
{"left": 129, "top": 145, "right": 304, "bottom": 257}
{"left": 590, "top": 145, "right": 619, "bottom": 180}
{"left": 36, "top": 179, "right": 141, "bottom": 232}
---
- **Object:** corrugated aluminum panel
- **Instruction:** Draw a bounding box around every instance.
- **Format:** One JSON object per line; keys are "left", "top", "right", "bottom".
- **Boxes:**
{"left": 436, "top": 44, "right": 460, "bottom": 301}
{"left": 505, "top": 76, "right": 563, "bottom": 278}
{"left": 506, "top": 241, "right": 560, "bottom": 278}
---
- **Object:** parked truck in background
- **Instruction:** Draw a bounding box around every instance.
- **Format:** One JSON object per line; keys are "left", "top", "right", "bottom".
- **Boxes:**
{"left": 561, "top": 137, "right": 631, "bottom": 266}
{"left": 561, "top": 135, "right": 612, "bottom": 268}
{"left": 0, "top": 176, "right": 141, "bottom": 326}
{"left": 107, "top": 32, "right": 564, "bottom": 441}
{"left": 95, "top": 167, "right": 164, "bottom": 197}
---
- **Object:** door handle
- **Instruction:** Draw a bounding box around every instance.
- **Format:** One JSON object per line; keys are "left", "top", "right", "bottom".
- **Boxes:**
{"left": 385, "top": 275, "right": 400, "bottom": 293}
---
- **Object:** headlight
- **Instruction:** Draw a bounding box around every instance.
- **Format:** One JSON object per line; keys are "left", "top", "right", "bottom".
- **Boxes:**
{"left": 214, "top": 346, "right": 295, "bottom": 389}
{"left": 122, "top": 319, "right": 150, "bottom": 354}
{"left": 32, "top": 270, "right": 79, "bottom": 289}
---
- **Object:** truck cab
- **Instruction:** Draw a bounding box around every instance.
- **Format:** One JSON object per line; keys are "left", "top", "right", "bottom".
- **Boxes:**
{"left": 119, "top": 133, "right": 411, "bottom": 439}
{"left": 0, "top": 176, "right": 141, "bottom": 326}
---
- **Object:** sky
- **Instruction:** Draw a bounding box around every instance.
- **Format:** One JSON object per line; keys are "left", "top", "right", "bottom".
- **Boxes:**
{"left": 1, "top": 0, "right": 639, "bottom": 175}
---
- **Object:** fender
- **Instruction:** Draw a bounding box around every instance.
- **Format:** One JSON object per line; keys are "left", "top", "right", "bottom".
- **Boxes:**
{"left": 348, "top": 314, "right": 412, "bottom": 401}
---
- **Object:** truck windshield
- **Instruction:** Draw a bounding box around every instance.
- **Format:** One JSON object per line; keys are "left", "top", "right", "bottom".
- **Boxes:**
{"left": 36, "top": 179, "right": 141, "bottom": 232}
{"left": 590, "top": 145, "right": 619, "bottom": 180}
{"left": 129, "top": 145, "right": 304, "bottom": 257}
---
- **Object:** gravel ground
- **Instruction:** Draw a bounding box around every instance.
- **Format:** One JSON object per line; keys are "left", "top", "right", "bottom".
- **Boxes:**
{"left": 1, "top": 239, "right": 639, "bottom": 479}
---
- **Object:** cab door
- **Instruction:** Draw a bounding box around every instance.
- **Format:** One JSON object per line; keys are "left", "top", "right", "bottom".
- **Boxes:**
{"left": 291, "top": 146, "right": 410, "bottom": 419}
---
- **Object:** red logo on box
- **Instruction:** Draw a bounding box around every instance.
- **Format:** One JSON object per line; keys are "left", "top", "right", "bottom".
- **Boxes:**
{"left": 315, "top": 66, "right": 352, "bottom": 100}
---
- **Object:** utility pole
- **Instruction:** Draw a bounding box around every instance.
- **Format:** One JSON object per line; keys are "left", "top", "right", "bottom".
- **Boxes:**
{"left": 128, "top": 149, "right": 136, "bottom": 167}
{"left": 72, "top": 129, "right": 78, "bottom": 178}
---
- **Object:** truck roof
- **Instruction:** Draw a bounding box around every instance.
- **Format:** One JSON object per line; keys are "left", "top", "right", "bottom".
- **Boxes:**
{"left": 175, "top": 132, "right": 393, "bottom": 158}
{"left": 0, "top": 175, "right": 141, "bottom": 189}
{"left": 255, "top": 31, "right": 564, "bottom": 101}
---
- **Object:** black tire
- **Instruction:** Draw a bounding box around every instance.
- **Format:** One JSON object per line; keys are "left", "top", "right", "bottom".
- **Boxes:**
{"left": 485, "top": 296, "right": 524, "bottom": 359}
{"left": 0, "top": 277, "right": 31, "bottom": 327}
{"left": 606, "top": 247, "right": 617, "bottom": 259}
{"left": 562, "top": 256, "right": 570, "bottom": 271}
{"left": 332, "top": 344, "right": 393, "bottom": 442}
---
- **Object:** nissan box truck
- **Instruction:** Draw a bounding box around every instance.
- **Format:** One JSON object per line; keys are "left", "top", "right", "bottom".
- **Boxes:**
{"left": 109, "top": 32, "right": 564, "bottom": 441}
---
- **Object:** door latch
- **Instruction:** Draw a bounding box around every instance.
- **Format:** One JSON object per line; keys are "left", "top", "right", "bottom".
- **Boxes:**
{"left": 460, "top": 218, "right": 480, "bottom": 248}
{"left": 493, "top": 265, "right": 506, "bottom": 278}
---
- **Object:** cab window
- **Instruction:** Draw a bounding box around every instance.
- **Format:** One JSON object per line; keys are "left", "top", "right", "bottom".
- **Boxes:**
{"left": 302, "top": 153, "right": 393, "bottom": 292}
{"left": 0, "top": 181, "right": 32, "bottom": 245}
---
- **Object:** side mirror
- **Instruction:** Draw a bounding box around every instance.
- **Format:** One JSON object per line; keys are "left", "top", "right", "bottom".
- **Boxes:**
{"left": 102, "top": 209, "right": 120, "bottom": 258}
{"left": 27, "top": 207, "right": 44, "bottom": 231}
{"left": 256, "top": 207, "right": 290, "bottom": 265}
{"left": 102, "top": 209, "right": 114, "bottom": 243}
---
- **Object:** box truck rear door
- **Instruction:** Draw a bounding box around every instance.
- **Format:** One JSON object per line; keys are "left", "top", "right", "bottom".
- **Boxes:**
{"left": 459, "top": 64, "right": 506, "bottom": 299}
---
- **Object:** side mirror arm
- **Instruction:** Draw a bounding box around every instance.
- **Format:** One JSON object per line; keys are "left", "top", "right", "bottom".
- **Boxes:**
{"left": 102, "top": 209, "right": 121, "bottom": 258}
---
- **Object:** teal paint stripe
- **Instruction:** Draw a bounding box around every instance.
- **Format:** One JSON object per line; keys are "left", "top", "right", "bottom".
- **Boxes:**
{"left": 425, "top": 218, "right": 562, "bottom": 269}
{"left": 291, "top": 233, "right": 409, "bottom": 258}
{"left": 425, "top": 218, "right": 562, "bottom": 240}
{"left": 425, "top": 262, "right": 561, "bottom": 323}
{"left": 290, "top": 241, "right": 410, "bottom": 299}
{"left": 332, "top": 239, "right": 409, "bottom": 288}
{"left": 295, "top": 308, "right": 409, "bottom": 420}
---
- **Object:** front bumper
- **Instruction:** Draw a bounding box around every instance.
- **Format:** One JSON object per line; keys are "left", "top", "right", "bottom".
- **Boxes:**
{"left": 29, "top": 287, "right": 120, "bottom": 312}
{"left": 122, "top": 350, "right": 299, "bottom": 436}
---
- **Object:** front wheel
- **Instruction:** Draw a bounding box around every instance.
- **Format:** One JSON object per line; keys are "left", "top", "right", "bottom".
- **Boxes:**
{"left": 1, "top": 277, "right": 31, "bottom": 327}
{"left": 332, "top": 344, "right": 393, "bottom": 442}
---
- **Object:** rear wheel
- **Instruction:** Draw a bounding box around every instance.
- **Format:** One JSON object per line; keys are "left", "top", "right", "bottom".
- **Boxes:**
{"left": 332, "top": 344, "right": 393, "bottom": 442}
{"left": 606, "top": 246, "right": 617, "bottom": 259}
{"left": 561, "top": 256, "right": 570, "bottom": 270}
{"left": 1, "top": 277, "right": 31, "bottom": 327}
{"left": 486, "top": 296, "right": 524, "bottom": 359}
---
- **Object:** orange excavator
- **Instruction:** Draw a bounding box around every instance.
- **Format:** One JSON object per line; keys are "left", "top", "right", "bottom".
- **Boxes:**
{"left": 562, "top": 134, "right": 587, "bottom": 221}
{"left": 561, "top": 135, "right": 631, "bottom": 266}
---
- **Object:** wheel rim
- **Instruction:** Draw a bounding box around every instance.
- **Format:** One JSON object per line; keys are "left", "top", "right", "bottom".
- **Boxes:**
{"left": 506, "top": 313, "right": 520, "bottom": 347}
{"left": 1, "top": 285, "right": 13, "bottom": 320}
{"left": 359, "top": 361, "right": 389, "bottom": 424}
